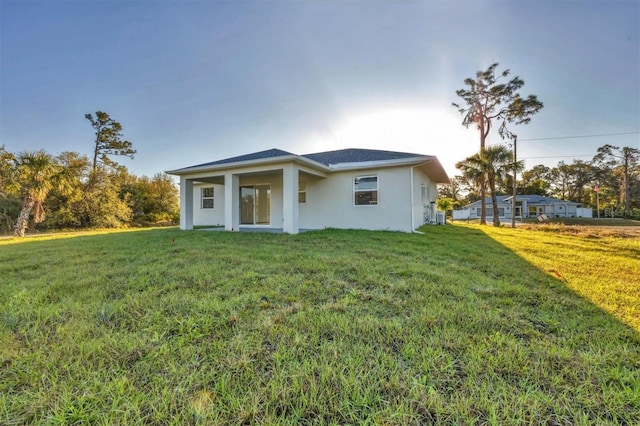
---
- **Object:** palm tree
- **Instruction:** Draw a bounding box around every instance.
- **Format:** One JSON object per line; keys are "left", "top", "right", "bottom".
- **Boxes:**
{"left": 456, "top": 153, "right": 487, "bottom": 224}
{"left": 7, "top": 151, "right": 70, "bottom": 237}
{"left": 457, "top": 145, "right": 518, "bottom": 226}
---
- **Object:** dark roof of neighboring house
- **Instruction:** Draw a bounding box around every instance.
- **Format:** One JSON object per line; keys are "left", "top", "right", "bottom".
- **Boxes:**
{"left": 181, "top": 148, "right": 295, "bottom": 170}
{"left": 465, "top": 195, "right": 580, "bottom": 207}
{"left": 507, "top": 195, "right": 581, "bottom": 204}
{"left": 302, "top": 148, "right": 425, "bottom": 166}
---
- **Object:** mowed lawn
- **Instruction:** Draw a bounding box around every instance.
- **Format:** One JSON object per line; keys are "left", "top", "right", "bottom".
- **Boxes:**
{"left": 0, "top": 225, "right": 638, "bottom": 425}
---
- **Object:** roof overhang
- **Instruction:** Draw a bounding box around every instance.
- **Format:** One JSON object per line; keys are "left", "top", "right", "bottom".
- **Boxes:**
{"left": 413, "top": 157, "right": 450, "bottom": 184}
{"left": 167, "top": 151, "right": 450, "bottom": 184}
{"left": 166, "top": 154, "right": 330, "bottom": 177}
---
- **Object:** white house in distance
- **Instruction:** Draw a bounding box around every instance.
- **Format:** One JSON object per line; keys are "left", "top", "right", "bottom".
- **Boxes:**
{"left": 453, "top": 194, "right": 593, "bottom": 220}
{"left": 167, "top": 148, "right": 450, "bottom": 234}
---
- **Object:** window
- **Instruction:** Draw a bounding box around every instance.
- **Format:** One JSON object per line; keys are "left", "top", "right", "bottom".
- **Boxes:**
{"left": 201, "top": 187, "right": 214, "bottom": 209}
{"left": 354, "top": 176, "right": 378, "bottom": 205}
{"left": 298, "top": 181, "right": 306, "bottom": 203}
{"left": 484, "top": 206, "right": 505, "bottom": 217}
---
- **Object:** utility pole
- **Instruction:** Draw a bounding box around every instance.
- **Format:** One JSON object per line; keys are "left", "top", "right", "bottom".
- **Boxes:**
{"left": 511, "top": 136, "right": 517, "bottom": 228}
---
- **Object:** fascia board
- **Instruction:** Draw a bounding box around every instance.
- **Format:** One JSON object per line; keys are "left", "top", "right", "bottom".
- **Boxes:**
{"left": 327, "top": 156, "right": 434, "bottom": 171}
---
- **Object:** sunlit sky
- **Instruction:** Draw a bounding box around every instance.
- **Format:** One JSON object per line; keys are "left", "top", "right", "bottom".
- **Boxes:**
{"left": 1, "top": 0, "right": 638, "bottom": 179}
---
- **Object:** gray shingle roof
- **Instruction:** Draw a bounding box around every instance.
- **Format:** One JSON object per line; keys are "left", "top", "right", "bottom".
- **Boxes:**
{"left": 303, "top": 148, "right": 424, "bottom": 166}
{"left": 181, "top": 148, "right": 295, "bottom": 170}
{"left": 167, "top": 147, "right": 439, "bottom": 175}
{"left": 465, "top": 195, "right": 579, "bottom": 207}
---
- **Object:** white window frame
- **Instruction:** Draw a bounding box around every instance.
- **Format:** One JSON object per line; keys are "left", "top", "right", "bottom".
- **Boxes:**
{"left": 298, "top": 181, "right": 306, "bottom": 204}
{"left": 201, "top": 187, "right": 214, "bottom": 209}
{"left": 354, "top": 175, "right": 378, "bottom": 206}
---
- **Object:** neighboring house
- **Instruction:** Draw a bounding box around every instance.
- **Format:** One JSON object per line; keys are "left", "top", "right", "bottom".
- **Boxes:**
{"left": 167, "top": 148, "right": 450, "bottom": 234}
{"left": 453, "top": 194, "right": 593, "bottom": 220}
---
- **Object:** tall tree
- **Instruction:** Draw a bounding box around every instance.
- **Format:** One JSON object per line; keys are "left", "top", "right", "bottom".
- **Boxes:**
{"left": 0, "top": 145, "right": 15, "bottom": 198}
{"left": 41, "top": 152, "right": 91, "bottom": 229}
{"left": 453, "top": 63, "right": 543, "bottom": 224}
{"left": 593, "top": 145, "right": 640, "bottom": 217}
{"left": 438, "top": 177, "right": 463, "bottom": 203}
{"left": 519, "top": 164, "right": 551, "bottom": 196}
{"left": 125, "top": 173, "right": 180, "bottom": 223}
{"left": 549, "top": 160, "right": 595, "bottom": 204}
{"left": 85, "top": 111, "right": 136, "bottom": 174}
{"left": 457, "top": 145, "right": 517, "bottom": 226}
{"left": 4, "top": 151, "right": 71, "bottom": 236}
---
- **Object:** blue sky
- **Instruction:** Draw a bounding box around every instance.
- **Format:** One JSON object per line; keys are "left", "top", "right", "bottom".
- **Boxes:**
{"left": 1, "top": 0, "right": 638, "bottom": 179}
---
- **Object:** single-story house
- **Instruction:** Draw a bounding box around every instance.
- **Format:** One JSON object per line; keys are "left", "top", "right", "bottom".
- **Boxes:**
{"left": 167, "top": 148, "right": 450, "bottom": 234}
{"left": 453, "top": 194, "right": 593, "bottom": 220}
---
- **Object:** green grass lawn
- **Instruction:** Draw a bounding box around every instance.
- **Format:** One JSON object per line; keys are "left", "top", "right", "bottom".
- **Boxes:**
{"left": 1, "top": 226, "right": 638, "bottom": 425}
{"left": 520, "top": 217, "right": 640, "bottom": 226}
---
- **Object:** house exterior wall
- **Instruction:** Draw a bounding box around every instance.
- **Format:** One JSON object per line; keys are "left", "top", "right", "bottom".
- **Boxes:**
{"left": 462, "top": 200, "right": 589, "bottom": 219}
{"left": 576, "top": 207, "right": 592, "bottom": 218}
{"left": 469, "top": 204, "right": 512, "bottom": 219}
{"left": 192, "top": 175, "right": 286, "bottom": 227}
{"left": 412, "top": 167, "right": 437, "bottom": 226}
{"left": 193, "top": 183, "right": 225, "bottom": 226}
{"left": 188, "top": 163, "right": 438, "bottom": 232}
{"left": 298, "top": 166, "right": 417, "bottom": 232}
{"left": 452, "top": 209, "right": 471, "bottom": 220}
{"left": 547, "top": 204, "right": 577, "bottom": 217}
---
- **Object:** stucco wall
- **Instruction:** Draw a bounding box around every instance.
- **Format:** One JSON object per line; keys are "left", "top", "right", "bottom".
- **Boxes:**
{"left": 192, "top": 183, "right": 225, "bottom": 226}
{"left": 412, "top": 167, "right": 437, "bottom": 227}
{"left": 192, "top": 176, "right": 285, "bottom": 227}
{"left": 299, "top": 166, "right": 419, "bottom": 232}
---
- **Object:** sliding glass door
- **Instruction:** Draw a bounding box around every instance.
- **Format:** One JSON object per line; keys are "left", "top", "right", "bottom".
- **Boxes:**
{"left": 240, "top": 184, "right": 270, "bottom": 225}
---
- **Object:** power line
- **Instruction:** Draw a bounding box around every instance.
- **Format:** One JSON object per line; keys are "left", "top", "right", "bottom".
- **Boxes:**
{"left": 519, "top": 131, "right": 640, "bottom": 142}
{"left": 522, "top": 154, "right": 593, "bottom": 160}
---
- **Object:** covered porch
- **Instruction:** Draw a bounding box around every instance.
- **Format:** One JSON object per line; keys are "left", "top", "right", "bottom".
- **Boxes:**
{"left": 179, "top": 162, "right": 326, "bottom": 234}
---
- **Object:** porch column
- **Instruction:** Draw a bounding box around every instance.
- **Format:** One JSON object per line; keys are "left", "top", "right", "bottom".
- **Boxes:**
{"left": 224, "top": 173, "right": 240, "bottom": 231}
{"left": 282, "top": 164, "right": 299, "bottom": 234}
{"left": 179, "top": 177, "right": 193, "bottom": 230}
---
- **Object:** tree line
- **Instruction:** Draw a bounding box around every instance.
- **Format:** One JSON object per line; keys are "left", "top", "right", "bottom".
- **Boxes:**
{"left": 449, "top": 62, "right": 639, "bottom": 225}
{"left": 0, "top": 112, "right": 179, "bottom": 236}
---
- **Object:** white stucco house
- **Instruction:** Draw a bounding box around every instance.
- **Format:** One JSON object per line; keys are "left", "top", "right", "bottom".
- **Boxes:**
{"left": 453, "top": 194, "right": 593, "bottom": 220}
{"left": 167, "top": 148, "right": 450, "bottom": 234}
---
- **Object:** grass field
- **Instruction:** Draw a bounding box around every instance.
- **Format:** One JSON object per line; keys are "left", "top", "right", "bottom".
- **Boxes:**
{"left": 1, "top": 225, "right": 638, "bottom": 425}
{"left": 521, "top": 217, "right": 640, "bottom": 227}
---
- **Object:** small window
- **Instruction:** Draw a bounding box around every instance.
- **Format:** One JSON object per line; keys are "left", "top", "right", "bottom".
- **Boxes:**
{"left": 354, "top": 176, "right": 378, "bottom": 205}
{"left": 299, "top": 181, "right": 306, "bottom": 203}
{"left": 202, "top": 187, "right": 214, "bottom": 209}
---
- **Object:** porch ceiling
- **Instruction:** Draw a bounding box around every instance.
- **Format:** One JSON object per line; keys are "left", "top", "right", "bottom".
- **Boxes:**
{"left": 194, "top": 176, "right": 224, "bottom": 185}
